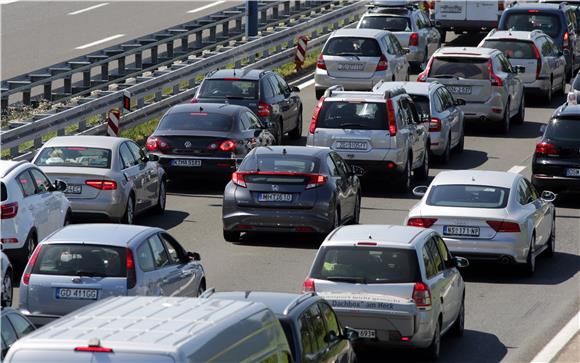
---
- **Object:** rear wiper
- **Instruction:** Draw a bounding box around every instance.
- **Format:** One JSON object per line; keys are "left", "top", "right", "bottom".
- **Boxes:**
{"left": 326, "top": 276, "right": 367, "bottom": 284}
{"left": 224, "top": 96, "right": 253, "bottom": 100}
{"left": 339, "top": 123, "right": 369, "bottom": 129}
{"left": 431, "top": 74, "right": 463, "bottom": 80}
{"left": 74, "top": 270, "right": 106, "bottom": 277}
{"left": 336, "top": 53, "right": 361, "bottom": 60}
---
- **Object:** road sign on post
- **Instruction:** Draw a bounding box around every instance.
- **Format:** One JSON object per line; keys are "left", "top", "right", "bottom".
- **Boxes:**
{"left": 107, "top": 108, "right": 121, "bottom": 137}
{"left": 294, "top": 36, "right": 309, "bottom": 71}
{"left": 122, "top": 90, "right": 131, "bottom": 113}
{"left": 246, "top": 0, "right": 258, "bottom": 37}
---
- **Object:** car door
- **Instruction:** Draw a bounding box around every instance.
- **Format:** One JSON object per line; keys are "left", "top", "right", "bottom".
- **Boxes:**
{"left": 127, "top": 141, "right": 158, "bottom": 209}
{"left": 241, "top": 111, "right": 275, "bottom": 149}
{"left": 306, "top": 304, "right": 331, "bottom": 362}
{"left": 517, "top": 178, "right": 545, "bottom": 249}
{"left": 1, "top": 315, "right": 18, "bottom": 359}
{"left": 433, "top": 88, "right": 454, "bottom": 145}
{"left": 159, "top": 232, "right": 203, "bottom": 297}
{"left": 266, "top": 75, "right": 287, "bottom": 134}
{"left": 440, "top": 87, "right": 461, "bottom": 146}
{"left": 329, "top": 153, "right": 354, "bottom": 223}
{"left": 546, "top": 36, "right": 567, "bottom": 87}
{"left": 318, "top": 301, "right": 351, "bottom": 363}
{"left": 145, "top": 234, "right": 179, "bottom": 296}
{"left": 28, "top": 168, "right": 61, "bottom": 238}
{"left": 134, "top": 239, "right": 163, "bottom": 296}
{"left": 566, "top": 8, "right": 580, "bottom": 67}
{"left": 274, "top": 74, "right": 299, "bottom": 132}
{"left": 119, "top": 142, "right": 147, "bottom": 212}
{"left": 389, "top": 33, "right": 408, "bottom": 80}
{"left": 15, "top": 169, "right": 47, "bottom": 240}
{"left": 434, "top": 235, "right": 463, "bottom": 325}
{"left": 497, "top": 54, "right": 520, "bottom": 116}
{"left": 403, "top": 98, "right": 426, "bottom": 168}
{"left": 524, "top": 178, "right": 552, "bottom": 246}
{"left": 422, "top": 11, "right": 440, "bottom": 56}
{"left": 299, "top": 310, "right": 319, "bottom": 363}
{"left": 423, "top": 238, "right": 454, "bottom": 330}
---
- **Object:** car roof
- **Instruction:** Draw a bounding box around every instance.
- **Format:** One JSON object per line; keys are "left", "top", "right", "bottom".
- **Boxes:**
{"left": 484, "top": 30, "right": 540, "bottom": 41}
{"left": 210, "top": 291, "right": 318, "bottom": 316}
{"left": 436, "top": 47, "right": 497, "bottom": 58}
{"left": 554, "top": 103, "right": 580, "bottom": 117}
{"left": 381, "top": 81, "right": 437, "bottom": 96}
{"left": 167, "top": 103, "right": 247, "bottom": 116}
{"left": 253, "top": 145, "right": 329, "bottom": 158}
{"left": 43, "top": 224, "right": 160, "bottom": 246}
{"left": 332, "top": 28, "right": 390, "bottom": 39}
{"left": 432, "top": 170, "right": 519, "bottom": 188}
{"left": 323, "top": 225, "right": 428, "bottom": 247}
{"left": 508, "top": 2, "right": 563, "bottom": 11}
{"left": 205, "top": 69, "right": 267, "bottom": 81}
{"left": 42, "top": 136, "right": 129, "bottom": 149}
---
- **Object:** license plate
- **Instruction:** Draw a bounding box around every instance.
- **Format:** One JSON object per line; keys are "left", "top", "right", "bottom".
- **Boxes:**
{"left": 64, "top": 184, "right": 82, "bottom": 194}
{"left": 56, "top": 288, "right": 98, "bottom": 300}
{"left": 335, "top": 141, "right": 368, "bottom": 150}
{"left": 448, "top": 86, "right": 472, "bottom": 95}
{"left": 171, "top": 159, "right": 202, "bottom": 167}
{"left": 258, "top": 193, "right": 292, "bottom": 202}
{"left": 353, "top": 329, "right": 376, "bottom": 339}
{"left": 337, "top": 63, "right": 365, "bottom": 71}
{"left": 565, "top": 168, "right": 580, "bottom": 177}
{"left": 444, "top": 226, "right": 480, "bottom": 237}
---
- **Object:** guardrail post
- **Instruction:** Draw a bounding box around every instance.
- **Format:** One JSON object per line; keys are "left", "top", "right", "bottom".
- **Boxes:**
{"left": 57, "top": 128, "right": 65, "bottom": 136}
{"left": 135, "top": 52, "right": 143, "bottom": 69}
{"left": 272, "top": 5, "right": 279, "bottom": 20}
{"left": 101, "top": 63, "right": 109, "bottom": 81}
{"left": 235, "top": 17, "right": 243, "bottom": 34}
{"left": 1, "top": 97, "right": 8, "bottom": 113}
{"left": 282, "top": 1, "right": 290, "bottom": 16}
{"left": 167, "top": 42, "right": 174, "bottom": 59}
{"left": 294, "top": 0, "right": 301, "bottom": 13}
{"left": 151, "top": 46, "right": 159, "bottom": 64}
{"left": 33, "top": 137, "right": 42, "bottom": 150}
{"left": 209, "top": 26, "right": 217, "bottom": 42}
{"left": 43, "top": 83, "right": 52, "bottom": 101}
{"left": 155, "top": 90, "right": 162, "bottom": 102}
{"left": 78, "top": 119, "right": 86, "bottom": 132}
{"left": 195, "top": 30, "right": 203, "bottom": 49}
{"left": 64, "top": 77, "right": 72, "bottom": 95}
{"left": 222, "top": 21, "right": 230, "bottom": 38}
{"left": 23, "top": 90, "right": 31, "bottom": 105}
{"left": 246, "top": 0, "right": 258, "bottom": 37}
{"left": 10, "top": 147, "right": 18, "bottom": 158}
{"left": 118, "top": 57, "right": 126, "bottom": 76}
{"left": 260, "top": 8, "right": 268, "bottom": 25}
{"left": 83, "top": 71, "right": 91, "bottom": 88}
{"left": 181, "top": 36, "right": 189, "bottom": 52}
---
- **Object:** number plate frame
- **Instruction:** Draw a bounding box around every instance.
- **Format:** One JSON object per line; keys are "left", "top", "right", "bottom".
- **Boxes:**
{"left": 171, "top": 159, "right": 202, "bottom": 167}
{"left": 335, "top": 141, "right": 368, "bottom": 151}
{"left": 64, "top": 184, "right": 82, "bottom": 194}
{"left": 448, "top": 86, "right": 472, "bottom": 95}
{"left": 565, "top": 168, "right": 580, "bottom": 177}
{"left": 56, "top": 288, "right": 98, "bottom": 300}
{"left": 443, "top": 225, "right": 480, "bottom": 237}
{"left": 258, "top": 193, "right": 293, "bottom": 202}
{"left": 353, "top": 329, "right": 376, "bottom": 339}
{"left": 337, "top": 63, "right": 365, "bottom": 71}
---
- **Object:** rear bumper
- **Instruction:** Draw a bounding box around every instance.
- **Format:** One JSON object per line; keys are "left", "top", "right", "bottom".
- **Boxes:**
{"left": 443, "top": 234, "right": 530, "bottom": 264}
{"left": 157, "top": 155, "right": 239, "bottom": 178}
{"left": 460, "top": 100, "right": 504, "bottom": 122}
{"left": 406, "top": 47, "right": 425, "bottom": 64}
{"left": 68, "top": 192, "right": 125, "bottom": 221}
{"left": 345, "top": 159, "right": 406, "bottom": 180}
{"left": 315, "top": 71, "right": 390, "bottom": 92}
{"left": 222, "top": 207, "right": 331, "bottom": 233}
{"left": 435, "top": 19, "right": 497, "bottom": 31}
{"left": 523, "top": 78, "right": 551, "bottom": 93}
{"left": 532, "top": 174, "right": 580, "bottom": 193}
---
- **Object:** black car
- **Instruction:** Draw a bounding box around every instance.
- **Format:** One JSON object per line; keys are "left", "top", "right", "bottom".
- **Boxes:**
{"left": 205, "top": 291, "right": 357, "bottom": 363}
{"left": 532, "top": 103, "right": 580, "bottom": 193}
{"left": 1, "top": 307, "right": 36, "bottom": 359}
{"left": 146, "top": 103, "right": 275, "bottom": 179}
{"left": 192, "top": 69, "right": 303, "bottom": 144}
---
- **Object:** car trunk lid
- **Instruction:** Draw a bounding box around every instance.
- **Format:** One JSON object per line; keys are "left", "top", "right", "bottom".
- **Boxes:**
{"left": 152, "top": 131, "right": 237, "bottom": 157}
{"left": 41, "top": 168, "right": 109, "bottom": 200}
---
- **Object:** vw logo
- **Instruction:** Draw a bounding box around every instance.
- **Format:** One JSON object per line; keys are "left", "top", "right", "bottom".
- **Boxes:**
{"left": 271, "top": 185, "right": 279, "bottom": 191}
{"left": 184, "top": 141, "right": 192, "bottom": 148}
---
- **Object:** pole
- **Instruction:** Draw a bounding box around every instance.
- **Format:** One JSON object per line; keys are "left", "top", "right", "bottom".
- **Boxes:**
{"left": 246, "top": 0, "right": 258, "bottom": 37}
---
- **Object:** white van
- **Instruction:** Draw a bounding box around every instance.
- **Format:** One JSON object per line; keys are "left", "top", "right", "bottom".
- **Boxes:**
{"left": 431, "top": 0, "right": 503, "bottom": 40}
{"left": 4, "top": 296, "right": 292, "bottom": 363}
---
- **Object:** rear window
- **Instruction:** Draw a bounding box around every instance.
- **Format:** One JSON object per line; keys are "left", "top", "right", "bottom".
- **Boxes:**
{"left": 359, "top": 16, "right": 411, "bottom": 31}
{"left": 33, "top": 244, "right": 126, "bottom": 278}
{"left": 317, "top": 101, "right": 387, "bottom": 130}
{"left": 503, "top": 12, "right": 562, "bottom": 38}
{"left": 34, "top": 147, "right": 112, "bottom": 169}
{"left": 546, "top": 118, "right": 580, "bottom": 142}
{"left": 1, "top": 182, "right": 6, "bottom": 202}
{"left": 323, "top": 37, "right": 382, "bottom": 57}
{"left": 241, "top": 154, "right": 319, "bottom": 175}
{"left": 311, "top": 246, "right": 420, "bottom": 284}
{"left": 481, "top": 40, "right": 536, "bottom": 59}
{"left": 409, "top": 95, "right": 430, "bottom": 119}
{"left": 158, "top": 111, "right": 233, "bottom": 132}
{"left": 429, "top": 57, "right": 489, "bottom": 80}
{"left": 426, "top": 184, "right": 510, "bottom": 208}
{"left": 198, "top": 79, "right": 259, "bottom": 100}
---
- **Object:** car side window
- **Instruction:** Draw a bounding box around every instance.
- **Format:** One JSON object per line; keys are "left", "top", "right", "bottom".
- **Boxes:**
{"left": 29, "top": 168, "right": 52, "bottom": 194}
{"left": 239, "top": 112, "right": 250, "bottom": 130}
{"left": 268, "top": 75, "right": 283, "bottom": 97}
{"left": 433, "top": 90, "right": 444, "bottom": 113}
{"left": 274, "top": 74, "right": 291, "bottom": 96}
{"left": 319, "top": 302, "right": 341, "bottom": 335}
{"left": 308, "top": 304, "right": 327, "bottom": 354}
{"left": 524, "top": 178, "right": 539, "bottom": 201}
{"left": 434, "top": 236, "right": 453, "bottom": 269}
{"left": 390, "top": 34, "right": 404, "bottom": 56}
{"left": 119, "top": 143, "right": 137, "bottom": 169}
{"left": 147, "top": 234, "right": 170, "bottom": 269}
{"left": 7, "top": 313, "right": 34, "bottom": 337}
{"left": 330, "top": 153, "right": 348, "bottom": 177}
{"left": 246, "top": 112, "right": 263, "bottom": 129}
{"left": 422, "top": 245, "right": 436, "bottom": 279}
{"left": 517, "top": 179, "right": 531, "bottom": 204}
{"left": 299, "top": 313, "right": 316, "bottom": 357}
{"left": 17, "top": 170, "right": 36, "bottom": 197}
{"left": 427, "top": 238, "right": 444, "bottom": 274}
{"left": 127, "top": 142, "right": 145, "bottom": 164}
{"left": 1, "top": 316, "right": 17, "bottom": 355}
{"left": 546, "top": 37, "right": 559, "bottom": 57}
{"left": 262, "top": 78, "right": 274, "bottom": 99}
{"left": 326, "top": 156, "right": 339, "bottom": 177}
{"left": 401, "top": 99, "right": 417, "bottom": 125}
{"left": 538, "top": 37, "right": 550, "bottom": 58}
{"left": 498, "top": 54, "right": 512, "bottom": 73}
{"left": 441, "top": 88, "right": 455, "bottom": 109}
{"left": 136, "top": 241, "right": 155, "bottom": 272}
{"left": 159, "top": 233, "right": 185, "bottom": 264}
{"left": 407, "top": 98, "right": 421, "bottom": 123}
{"left": 384, "top": 35, "right": 395, "bottom": 55}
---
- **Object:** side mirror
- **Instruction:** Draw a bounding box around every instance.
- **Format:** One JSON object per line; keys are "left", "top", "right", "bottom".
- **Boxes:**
{"left": 342, "top": 327, "right": 359, "bottom": 341}
{"left": 403, "top": 48, "right": 411, "bottom": 54}
{"left": 291, "top": 86, "right": 300, "bottom": 93}
{"left": 147, "top": 153, "right": 160, "bottom": 162}
{"left": 420, "top": 114, "right": 430, "bottom": 123}
{"left": 54, "top": 179, "right": 67, "bottom": 192}
{"left": 454, "top": 98, "right": 466, "bottom": 106}
{"left": 539, "top": 124, "right": 547, "bottom": 135}
{"left": 514, "top": 65, "right": 525, "bottom": 74}
{"left": 541, "top": 190, "right": 557, "bottom": 203}
{"left": 188, "top": 251, "right": 201, "bottom": 261}
{"left": 324, "top": 330, "right": 340, "bottom": 343}
{"left": 412, "top": 185, "right": 428, "bottom": 197}
{"left": 350, "top": 165, "right": 365, "bottom": 177}
{"left": 453, "top": 256, "right": 470, "bottom": 268}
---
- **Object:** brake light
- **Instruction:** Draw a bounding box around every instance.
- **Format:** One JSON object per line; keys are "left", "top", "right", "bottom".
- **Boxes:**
{"left": 409, "top": 33, "right": 419, "bottom": 47}
{"left": 528, "top": 9, "right": 539, "bottom": 13}
{"left": 190, "top": 98, "right": 198, "bottom": 103}
{"left": 412, "top": 282, "right": 432, "bottom": 308}
{"left": 219, "top": 140, "right": 237, "bottom": 152}
{"left": 531, "top": 43, "right": 542, "bottom": 79}
{"left": 309, "top": 97, "right": 325, "bottom": 134}
{"left": 1, "top": 202, "right": 18, "bottom": 219}
{"left": 85, "top": 180, "right": 117, "bottom": 190}
{"left": 535, "top": 142, "right": 559, "bottom": 157}
{"left": 305, "top": 174, "right": 327, "bottom": 189}
{"left": 232, "top": 172, "right": 247, "bottom": 188}
{"left": 407, "top": 217, "right": 438, "bottom": 228}
{"left": 376, "top": 54, "right": 388, "bottom": 72}
{"left": 145, "top": 136, "right": 171, "bottom": 152}
{"left": 387, "top": 99, "right": 397, "bottom": 136}
{"left": 22, "top": 244, "right": 42, "bottom": 286}
{"left": 429, "top": 117, "right": 442, "bottom": 132}
{"left": 357, "top": 242, "right": 377, "bottom": 246}
{"left": 563, "top": 31, "right": 570, "bottom": 50}
{"left": 316, "top": 54, "right": 326, "bottom": 70}
{"left": 487, "top": 220, "right": 521, "bottom": 233}
{"left": 127, "top": 248, "right": 136, "bottom": 289}
{"left": 488, "top": 59, "right": 503, "bottom": 87}
{"left": 257, "top": 101, "right": 271, "bottom": 117}
{"left": 75, "top": 346, "right": 114, "bottom": 353}
{"left": 417, "top": 57, "right": 433, "bottom": 82}
{"left": 303, "top": 278, "right": 315, "bottom": 292}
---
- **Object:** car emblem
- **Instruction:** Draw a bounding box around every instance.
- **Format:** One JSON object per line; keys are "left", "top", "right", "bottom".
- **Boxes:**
{"left": 184, "top": 141, "right": 192, "bottom": 148}
{"left": 72, "top": 277, "right": 81, "bottom": 284}
{"left": 272, "top": 185, "right": 279, "bottom": 191}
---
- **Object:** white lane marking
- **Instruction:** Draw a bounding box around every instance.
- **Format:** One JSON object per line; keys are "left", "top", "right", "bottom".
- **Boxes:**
{"left": 0, "top": 0, "right": 20, "bottom": 5}
{"left": 187, "top": 1, "right": 226, "bottom": 14}
{"left": 507, "top": 165, "right": 526, "bottom": 174}
{"left": 531, "top": 310, "right": 580, "bottom": 363}
{"left": 68, "top": 3, "right": 109, "bottom": 15}
{"left": 75, "top": 34, "right": 125, "bottom": 50}
{"left": 297, "top": 78, "right": 315, "bottom": 90}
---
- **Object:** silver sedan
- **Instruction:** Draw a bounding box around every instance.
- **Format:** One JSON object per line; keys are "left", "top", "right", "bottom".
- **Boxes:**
{"left": 406, "top": 170, "right": 557, "bottom": 274}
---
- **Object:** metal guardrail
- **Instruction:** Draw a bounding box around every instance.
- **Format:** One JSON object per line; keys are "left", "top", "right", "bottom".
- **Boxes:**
{"left": 0, "top": 0, "right": 333, "bottom": 113}
{"left": 2, "top": 0, "right": 369, "bottom": 160}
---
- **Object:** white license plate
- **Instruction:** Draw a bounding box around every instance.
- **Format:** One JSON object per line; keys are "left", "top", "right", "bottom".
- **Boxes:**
{"left": 444, "top": 226, "right": 480, "bottom": 237}
{"left": 64, "top": 184, "right": 82, "bottom": 194}
{"left": 258, "top": 193, "right": 292, "bottom": 202}
{"left": 448, "top": 86, "right": 472, "bottom": 95}
{"left": 171, "top": 159, "right": 202, "bottom": 167}
{"left": 353, "top": 329, "right": 376, "bottom": 339}
{"left": 335, "top": 141, "right": 368, "bottom": 150}
{"left": 565, "top": 168, "right": 580, "bottom": 177}
{"left": 337, "top": 63, "right": 365, "bottom": 71}
{"left": 56, "top": 288, "right": 98, "bottom": 300}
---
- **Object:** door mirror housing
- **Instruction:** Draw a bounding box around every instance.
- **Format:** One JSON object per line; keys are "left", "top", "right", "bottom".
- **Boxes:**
{"left": 412, "top": 185, "right": 428, "bottom": 197}
{"left": 453, "top": 256, "right": 470, "bottom": 268}
{"left": 403, "top": 48, "right": 411, "bottom": 54}
{"left": 350, "top": 165, "right": 366, "bottom": 177}
{"left": 147, "top": 153, "right": 160, "bottom": 162}
{"left": 454, "top": 98, "right": 466, "bottom": 106}
{"left": 324, "top": 330, "right": 340, "bottom": 343}
{"left": 540, "top": 190, "right": 557, "bottom": 203}
{"left": 291, "top": 85, "right": 300, "bottom": 93}
{"left": 514, "top": 65, "right": 525, "bottom": 74}
{"left": 188, "top": 251, "right": 201, "bottom": 261}
{"left": 54, "top": 179, "right": 67, "bottom": 192}
{"left": 342, "top": 327, "right": 359, "bottom": 341}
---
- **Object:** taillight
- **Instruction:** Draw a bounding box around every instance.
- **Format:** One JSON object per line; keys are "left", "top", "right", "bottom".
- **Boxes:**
{"left": 22, "top": 244, "right": 42, "bottom": 286}
{"left": 488, "top": 59, "right": 503, "bottom": 87}
{"left": 75, "top": 346, "right": 113, "bottom": 353}
{"left": 409, "top": 33, "right": 419, "bottom": 47}
{"left": 535, "top": 142, "right": 559, "bottom": 157}
{"left": 316, "top": 54, "right": 326, "bottom": 70}
{"left": 232, "top": 172, "right": 247, "bottom": 188}
{"left": 303, "top": 278, "right": 315, "bottom": 292}
{"left": 145, "top": 136, "right": 171, "bottom": 152}
{"left": 190, "top": 98, "right": 198, "bottom": 103}
{"left": 412, "top": 282, "right": 432, "bottom": 308}
{"left": 531, "top": 43, "right": 542, "bottom": 79}
{"left": 429, "top": 117, "right": 442, "bottom": 132}
{"left": 0, "top": 202, "right": 18, "bottom": 219}
{"left": 127, "top": 248, "right": 136, "bottom": 289}
{"left": 85, "top": 180, "right": 117, "bottom": 190}
{"left": 487, "top": 220, "right": 521, "bottom": 233}
{"left": 257, "top": 102, "right": 271, "bottom": 117}
{"left": 219, "top": 140, "right": 237, "bottom": 152}
{"left": 563, "top": 31, "right": 570, "bottom": 50}
{"left": 376, "top": 54, "right": 388, "bottom": 72}
{"left": 417, "top": 56, "right": 433, "bottom": 82}
{"left": 387, "top": 99, "right": 397, "bottom": 136}
{"left": 309, "top": 97, "right": 325, "bottom": 134}
{"left": 305, "top": 174, "right": 327, "bottom": 189}
{"left": 407, "top": 217, "right": 438, "bottom": 228}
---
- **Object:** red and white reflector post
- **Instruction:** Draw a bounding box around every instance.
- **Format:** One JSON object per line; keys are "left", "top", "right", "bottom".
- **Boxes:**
{"left": 294, "top": 35, "right": 309, "bottom": 71}
{"left": 106, "top": 108, "right": 121, "bottom": 137}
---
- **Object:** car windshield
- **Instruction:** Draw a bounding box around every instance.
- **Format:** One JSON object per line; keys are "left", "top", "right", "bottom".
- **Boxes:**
{"left": 546, "top": 118, "right": 580, "bottom": 142}
{"left": 503, "top": 13, "right": 562, "bottom": 39}
{"left": 316, "top": 101, "right": 388, "bottom": 130}
{"left": 427, "top": 184, "right": 510, "bottom": 208}
{"left": 429, "top": 57, "right": 489, "bottom": 80}
{"left": 311, "top": 246, "right": 420, "bottom": 284}
{"left": 409, "top": 95, "right": 430, "bottom": 119}
{"left": 158, "top": 111, "right": 233, "bottom": 132}
{"left": 323, "top": 37, "right": 382, "bottom": 57}
{"left": 359, "top": 16, "right": 411, "bottom": 31}
{"left": 198, "top": 79, "right": 259, "bottom": 100}
{"left": 481, "top": 40, "right": 536, "bottom": 59}
{"left": 33, "top": 244, "right": 126, "bottom": 278}
{"left": 35, "top": 147, "right": 112, "bottom": 169}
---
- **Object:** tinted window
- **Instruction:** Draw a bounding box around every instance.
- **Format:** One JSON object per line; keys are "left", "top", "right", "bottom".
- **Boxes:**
{"left": 198, "top": 79, "right": 259, "bottom": 100}
{"left": 311, "top": 246, "right": 421, "bottom": 283}
{"left": 504, "top": 12, "right": 562, "bottom": 38}
{"left": 319, "top": 302, "right": 340, "bottom": 335}
{"left": 545, "top": 118, "right": 580, "bottom": 141}
{"left": 267, "top": 76, "right": 282, "bottom": 96}
{"left": 0, "top": 182, "right": 6, "bottom": 202}
{"left": 427, "top": 184, "right": 510, "bottom": 208}
{"left": 35, "top": 147, "right": 112, "bottom": 169}
{"left": 331, "top": 153, "right": 349, "bottom": 177}
{"left": 323, "top": 37, "right": 382, "bottom": 57}
{"left": 429, "top": 57, "right": 489, "bottom": 80}
{"left": 274, "top": 74, "right": 291, "bottom": 96}
{"left": 317, "top": 101, "right": 388, "bottom": 130}
{"left": 7, "top": 314, "right": 34, "bottom": 337}
{"left": 33, "top": 244, "right": 126, "bottom": 277}
{"left": 262, "top": 78, "right": 274, "bottom": 98}
{"left": 157, "top": 111, "right": 233, "bottom": 132}
{"left": 148, "top": 235, "right": 169, "bottom": 269}
{"left": 426, "top": 238, "right": 444, "bottom": 274}
{"left": 326, "top": 156, "right": 339, "bottom": 177}
{"left": 517, "top": 179, "right": 531, "bottom": 205}
{"left": 410, "top": 95, "right": 430, "bottom": 119}
{"left": 240, "top": 112, "right": 263, "bottom": 130}
{"left": 17, "top": 171, "right": 35, "bottom": 197}
{"left": 119, "top": 143, "right": 137, "bottom": 169}
{"left": 573, "top": 73, "right": 580, "bottom": 90}
{"left": 299, "top": 311, "right": 316, "bottom": 356}
{"left": 308, "top": 305, "right": 327, "bottom": 353}
{"left": 441, "top": 87, "right": 455, "bottom": 108}
{"left": 136, "top": 242, "right": 155, "bottom": 272}
{"left": 29, "top": 169, "right": 52, "bottom": 194}
{"left": 482, "top": 40, "right": 536, "bottom": 59}
{"left": 159, "top": 233, "right": 184, "bottom": 265}
{"left": 241, "top": 154, "right": 319, "bottom": 174}
{"left": 359, "top": 16, "right": 411, "bottom": 31}
{"left": 435, "top": 236, "right": 453, "bottom": 269}
{"left": 127, "top": 142, "right": 145, "bottom": 163}
{"left": 422, "top": 245, "right": 436, "bottom": 279}
{"left": 1, "top": 316, "right": 17, "bottom": 357}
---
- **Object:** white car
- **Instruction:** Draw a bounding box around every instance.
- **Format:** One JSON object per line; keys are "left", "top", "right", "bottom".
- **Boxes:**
{"left": 1, "top": 250, "right": 13, "bottom": 307}
{"left": 0, "top": 160, "right": 71, "bottom": 268}
{"left": 406, "top": 170, "right": 557, "bottom": 274}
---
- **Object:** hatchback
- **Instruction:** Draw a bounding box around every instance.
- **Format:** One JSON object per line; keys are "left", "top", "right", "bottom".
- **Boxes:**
{"left": 18, "top": 224, "right": 206, "bottom": 326}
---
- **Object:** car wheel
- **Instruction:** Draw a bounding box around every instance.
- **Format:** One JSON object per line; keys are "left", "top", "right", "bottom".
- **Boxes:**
{"left": 397, "top": 157, "right": 412, "bottom": 193}
{"left": 415, "top": 148, "right": 429, "bottom": 180}
{"left": 154, "top": 179, "right": 167, "bottom": 214}
{"left": 545, "top": 218, "right": 556, "bottom": 258}
{"left": 514, "top": 94, "right": 525, "bottom": 124}
{"left": 223, "top": 230, "right": 240, "bottom": 243}
{"left": 524, "top": 235, "right": 536, "bottom": 275}
{"left": 26, "top": 233, "right": 37, "bottom": 260}
{"left": 1, "top": 268, "right": 13, "bottom": 307}
{"left": 425, "top": 319, "right": 441, "bottom": 360}
{"left": 197, "top": 281, "right": 206, "bottom": 297}
{"left": 559, "top": 75, "right": 566, "bottom": 96}
{"left": 545, "top": 80, "right": 553, "bottom": 105}
{"left": 122, "top": 195, "right": 135, "bottom": 225}
{"left": 275, "top": 119, "right": 283, "bottom": 145}
{"left": 452, "top": 298, "right": 465, "bottom": 336}
{"left": 441, "top": 136, "right": 451, "bottom": 163}
{"left": 455, "top": 128, "right": 465, "bottom": 153}
{"left": 352, "top": 195, "right": 361, "bottom": 225}
{"left": 289, "top": 111, "right": 302, "bottom": 140}
{"left": 499, "top": 100, "right": 510, "bottom": 134}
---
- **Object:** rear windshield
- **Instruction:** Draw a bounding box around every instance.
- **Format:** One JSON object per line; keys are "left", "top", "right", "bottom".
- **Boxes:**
{"left": 359, "top": 16, "right": 411, "bottom": 31}
{"left": 33, "top": 244, "right": 127, "bottom": 278}
{"left": 546, "top": 118, "right": 580, "bottom": 142}
{"left": 35, "top": 147, "right": 112, "bottom": 169}
{"left": 158, "top": 111, "right": 233, "bottom": 132}
{"left": 198, "top": 79, "right": 259, "bottom": 100}
{"left": 427, "top": 184, "right": 510, "bottom": 208}
{"left": 503, "top": 13, "right": 562, "bottom": 38}
{"left": 429, "top": 57, "right": 489, "bottom": 80}
{"left": 1, "top": 182, "right": 6, "bottom": 202}
{"left": 409, "top": 95, "right": 430, "bottom": 119}
{"left": 481, "top": 40, "right": 536, "bottom": 59}
{"left": 241, "top": 154, "right": 319, "bottom": 175}
{"left": 323, "top": 37, "right": 382, "bottom": 57}
{"left": 311, "top": 246, "right": 420, "bottom": 284}
{"left": 317, "top": 101, "right": 387, "bottom": 130}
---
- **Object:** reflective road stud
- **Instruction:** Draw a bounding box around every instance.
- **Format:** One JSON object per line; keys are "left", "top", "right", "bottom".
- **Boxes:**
{"left": 107, "top": 108, "right": 121, "bottom": 137}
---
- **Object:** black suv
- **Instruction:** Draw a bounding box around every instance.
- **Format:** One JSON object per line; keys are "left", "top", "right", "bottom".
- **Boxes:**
{"left": 532, "top": 103, "right": 580, "bottom": 193}
{"left": 192, "top": 69, "right": 303, "bottom": 144}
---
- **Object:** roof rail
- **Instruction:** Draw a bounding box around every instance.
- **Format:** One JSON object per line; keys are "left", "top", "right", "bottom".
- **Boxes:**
{"left": 323, "top": 85, "right": 345, "bottom": 98}
{"left": 487, "top": 28, "right": 497, "bottom": 37}
{"left": 198, "top": 287, "right": 216, "bottom": 299}
{"left": 1, "top": 160, "right": 27, "bottom": 178}
{"left": 282, "top": 292, "right": 317, "bottom": 315}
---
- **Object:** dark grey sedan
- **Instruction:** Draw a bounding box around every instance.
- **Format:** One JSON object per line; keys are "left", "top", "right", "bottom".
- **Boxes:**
{"left": 222, "top": 146, "right": 362, "bottom": 242}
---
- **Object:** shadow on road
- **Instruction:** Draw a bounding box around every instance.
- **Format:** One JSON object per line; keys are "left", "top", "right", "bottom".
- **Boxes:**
{"left": 139, "top": 210, "right": 190, "bottom": 230}
{"left": 465, "top": 120, "right": 544, "bottom": 139}
{"left": 167, "top": 177, "right": 228, "bottom": 196}
{"left": 434, "top": 149, "right": 489, "bottom": 170}
{"left": 236, "top": 232, "right": 322, "bottom": 250}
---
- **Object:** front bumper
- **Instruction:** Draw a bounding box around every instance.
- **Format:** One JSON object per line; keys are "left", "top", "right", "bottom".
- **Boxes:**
{"left": 443, "top": 233, "right": 529, "bottom": 264}
{"left": 222, "top": 207, "right": 331, "bottom": 234}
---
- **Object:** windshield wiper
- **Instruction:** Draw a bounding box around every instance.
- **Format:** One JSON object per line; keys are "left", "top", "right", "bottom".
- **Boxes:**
{"left": 326, "top": 276, "right": 367, "bottom": 284}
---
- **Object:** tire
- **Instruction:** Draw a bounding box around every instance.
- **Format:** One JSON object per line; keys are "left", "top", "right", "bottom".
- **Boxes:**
{"left": 455, "top": 127, "right": 465, "bottom": 153}
{"left": 440, "top": 135, "right": 451, "bottom": 163}
{"left": 154, "top": 179, "right": 167, "bottom": 214}
{"left": 315, "top": 89, "right": 325, "bottom": 100}
{"left": 352, "top": 195, "right": 361, "bottom": 225}
{"left": 415, "top": 148, "right": 429, "bottom": 180}
{"left": 122, "top": 195, "right": 135, "bottom": 225}
{"left": 545, "top": 218, "right": 556, "bottom": 258}
{"left": 514, "top": 94, "right": 525, "bottom": 124}
{"left": 499, "top": 100, "right": 511, "bottom": 134}
{"left": 545, "top": 80, "right": 553, "bottom": 105}
{"left": 523, "top": 235, "right": 536, "bottom": 275}
{"left": 559, "top": 75, "right": 566, "bottom": 96}
{"left": 397, "top": 157, "right": 412, "bottom": 193}
{"left": 1, "top": 268, "right": 13, "bottom": 307}
{"left": 425, "top": 319, "right": 441, "bottom": 360}
{"left": 17, "top": 232, "right": 37, "bottom": 270}
{"left": 223, "top": 230, "right": 240, "bottom": 243}
{"left": 452, "top": 298, "right": 465, "bottom": 337}
{"left": 289, "top": 111, "right": 302, "bottom": 140}
{"left": 275, "top": 119, "right": 283, "bottom": 145}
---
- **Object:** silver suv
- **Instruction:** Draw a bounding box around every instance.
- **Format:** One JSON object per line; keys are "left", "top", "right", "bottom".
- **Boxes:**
{"left": 480, "top": 29, "right": 567, "bottom": 105}
{"left": 306, "top": 85, "right": 429, "bottom": 192}
{"left": 315, "top": 28, "right": 410, "bottom": 99}
{"left": 418, "top": 47, "right": 525, "bottom": 134}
